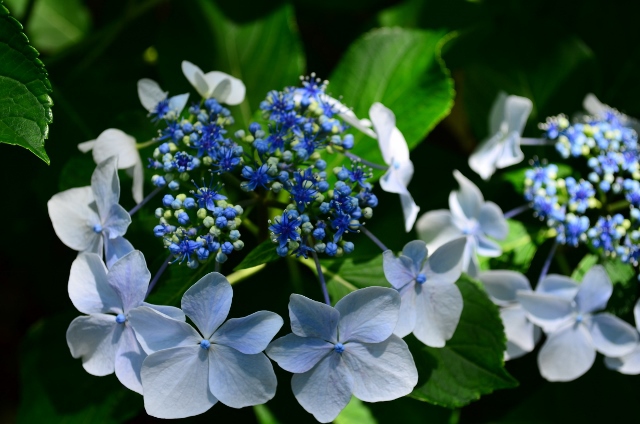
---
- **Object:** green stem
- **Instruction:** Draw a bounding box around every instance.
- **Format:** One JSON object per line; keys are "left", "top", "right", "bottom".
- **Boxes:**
{"left": 136, "top": 139, "right": 158, "bottom": 149}
{"left": 607, "top": 199, "right": 630, "bottom": 213}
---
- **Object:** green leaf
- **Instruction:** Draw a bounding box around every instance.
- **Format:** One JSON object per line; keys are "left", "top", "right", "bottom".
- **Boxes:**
{"left": 327, "top": 27, "right": 454, "bottom": 177}
{"left": 234, "top": 239, "right": 282, "bottom": 271}
{"left": 323, "top": 254, "right": 389, "bottom": 303}
{"left": 571, "top": 253, "right": 599, "bottom": 281}
{"left": 145, "top": 258, "right": 212, "bottom": 307}
{"left": 0, "top": 2, "right": 52, "bottom": 164}
{"left": 335, "top": 396, "right": 377, "bottom": 424}
{"left": 409, "top": 276, "right": 518, "bottom": 408}
{"left": 253, "top": 404, "right": 281, "bottom": 424}
{"left": 190, "top": 0, "right": 305, "bottom": 128}
{"left": 480, "top": 219, "right": 548, "bottom": 273}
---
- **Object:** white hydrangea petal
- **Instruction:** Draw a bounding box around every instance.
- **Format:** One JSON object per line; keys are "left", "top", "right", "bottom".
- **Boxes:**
{"left": 210, "top": 78, "right": 231, "bottom": 102}
{"left": 475, "top": 234, "right": 502, "bottom": 258}
{"left": 369, "top": 102, "right": 396, "bottom": 164}
{"left": 635, "top": 299, "right": 640, "bottom": 332}
{"left": 389, "top": 127, "right": 410, "bottom": 164}
{"left": 105, "top": 250, "right": 149, "bottom": 314}
{"left": 575, "top": 265, "right": 612, "bottom": 314}
{"left": 128, "top": 306, "right": 201, "bottom": 354}
{"left": 104, "top": 236, "right": 134, "bottom": 269}
{"left": 181, "top": 60, "right": 209, "bottom": 98}
{"left": 225, "top": 77, "right": 246, "bottom": 106}
{"left": 495, "top": 132, "right": 524, "bottom": 168}
{"left": 203, "top": 71, "right": 246, "bottom": 105}
{"left": 479, "top": 270, "right": 531, "bottom": 305}
{"left": 168, "top": 93, "right": 190, "bottom": 116}
{"left": 604, "top": 345, "right": 640, "bottom": 375}
{"left": 211, "top": 311, "right": 283, "bottom": 354}
{"left": 69, "top": 253, "right": 121, "bottom": 315}
{"left": 488, "top": 91, "right": 508, "bottom": 134}
{"left": 292, "top": 352, "right": 354, "bottom": 423}
{"left": 466, "top": 249, "right": 480, "bottom": 278}
{"left": 91, "top": 156, "right": 121, "bottom": 220}
{"left": 536, "top": 274, "right": 579, "bottom": 299}
{"left": 478, "top": 202, "right": 508, "bottom": 240}
{"left": 289, "top": 294, "right": 339, "bottom": 343}
{"left": 382, "top": 251, "right": 416, "bottom": 290}
{"left": 517, "top": 291, "right": 574, "bottom": 332}
{"left": 48, "top": 186, "right": 100, "bottom": 252}
{"left": 131, "top": 162, "right": 144, "bottom": 204}
{"left": 423, "top": 237, "right": 466, "bottom": 286}
{"left": 394, "top": 284, "right": 417, "bottom": 338}
{"left": 102, "top": 204, "right": 131, "bottom": 240}
{"left": 137, "top": 78, "right": 168, "bottom": 112}
{"left": 590, "top": 313, "right": 638, "bottom": 357}
{"left": 142, "top": 302, "right": 186, "bottom": 321}
{"left": 469, "top": 132, "right": 503, "bottom": 180}
{"left": 320, "top": 95, "right": 377, "bottom": 138}
{"left": 504, "top": 95, "right": 532, "bottom": 135}
{"left": 416, "top": 209, "right": 463, "bottom": 253}
{"left": 92, "top": 129, "right": 139, "bottom": 169}
{"left": 181, "top": 272, "right": 232, "bottom": 339}
{"left": 379, "top": 167, "right": 409, "bottom": 195}
{"left": 399, "top": 191, "right": 420, "bottom": 232}
{"left": 336, "top": 287, "right": 400, "bottom": 344}
{"left": 208, "top": 346, "right": 276, "bottom": 408}
{"left": 66, "top": 314, "right": 122, "bottom": 376}
{"left": 413, "top": 281, "right": 463, "bottom": 347}
{"left": 78, "top": 140, "right": 95, "bottom": 153}
{"left": 452, "top": 170, "right": 484, "bottom": 220}
{"left": 141, "top": 346, "right": 216, "bottom": 419}
{"left": 343, "top": 335, "right": 417, "bottom": 402}
{"left": 115, "top": 325, "right": 146, "bottom": 394}
{"left": 538, "top": 322, "right": 595, "bottom": 382}
{"left": 583, "top": 93, "right": 607, "bottom": 117}
{"left": 501, "top": 305, "right": 538, "bottom": 358}
{"left": 266, "top": 333, "right": 333, "bottom": 373}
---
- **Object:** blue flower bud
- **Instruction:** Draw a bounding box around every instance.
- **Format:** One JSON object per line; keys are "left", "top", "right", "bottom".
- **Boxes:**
{"left": 215, "top": 216, "right": 228, "bottom": 228}
{"left": 168, "top": 180, "right": 180, "bottom": 191}
{"left": 159, "top": 143, "right": 171, "bottom": 154}
{"left": 337, "top": 184, "right": 351, "bottom": 196}
{"left": 249, "top": 122, "right": 262, "bottom": 134}
{"left": 223, "top": 207, "right": 237, "bottom": 219}
{"left": 182, "top": 122, "right": 193, "bottom": 133}
{"left": 315, "top": 159, "right": 327, "bottom": 171}
{"left": 336, "top": 169, "right": 349, "bottom": 181}
{"left": 172, "top": 130, "right": 184, "bottom": 142}
{"left": 153, "top": 225, "right": 166, "bottom": 237}
{"left": 276, "top": 245, "right": 289, "bottom": 257}
{"left": 171, "top": 199, "right": 182, "bottom": 210}
{"left": 196, "top": 247, "right": 209, "bottom": 260}
{"left": 200, "top": 339, "right": 211, "bottom": 349}
{"left": 319, "top": 202, "right": 330, "bottom": 214}
{"left": 162, "top": 194, "right": 175, "bottom": 207}
{"left": 115, "top": 314, "right": 126, "bottom": 324}
{"left": 229, "top": 230, "right": 241, "bottom": 241}
{"left": 178, "top": 212, "right": 190, "bottom": 225}
{"left": 183, "top": 197, "right": 196, "bottom": 209}
{"left": 343, "top": 241, "right": 354, "bottom": 253}
{"left": 278, "top": 171, "right": 290, "bottom": 183}
{"left": 342, "top": 134, "right": 354, "bottom": 149}
{"left": 216, "top": 252, "right": 228, "bottom": 263}
{"left": 313, "top": 227, "right": 325, "bottom": 240}
{"left": 221, "top": 241, "right": 234, "bottom": 255}
{"left": 325, "top": 242, "right": 338, "bottom": 256}
{"left": 93, "top": 224, "right": 102, "bottom": 233}
{"left": 317, "top": 181, "right": 329, "bottom": 192}
{"left": 253, "top": 139, "right": 268, "bottom": 155}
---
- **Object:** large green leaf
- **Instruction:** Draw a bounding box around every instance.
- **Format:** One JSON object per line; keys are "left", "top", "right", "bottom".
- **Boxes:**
{"left": 234, "top": 239, "right": 282, "bottom": 271}
{"left": 0, "top": 2, "right": 53, "bottom": 164}
{"left": 335, "top": 397, "right": 377, "bottom": 424}
{"left": 409, "top": 276, "right": 518, "bottom": 408}
{"left": 327, "top": 27, "right": 454, "bottom": 175}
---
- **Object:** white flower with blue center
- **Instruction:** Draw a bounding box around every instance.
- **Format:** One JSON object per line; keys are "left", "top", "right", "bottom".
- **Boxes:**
{"left": 181, "top": 60, "right": 246, "bottom": 105}
{"left": 78, "top": 129, "right": 144, "bottom": 204}
{"left": 469, "top": 92, "right": 532, "bottom": 180}
{"left": 128, "top": 272, "right": 283, "bottom": 419}
{"left": 48, "top": 156, "right": 135, "bottom": 267}
{"left": 66, "top": 251, "right": 184, "bottom": 393}
{"left": 266, "top": 287, "right": 418, "bottom": 423}
{"left": 137, "top": 78, "right": 190, "bottom": 121}
{"left": 517, "top": 266, "right": 638, "bottom": 381}
{"left": 416, "top": 170, "right": 508, "bottom": 276}
{"left": 605, "top": 298, "right": 640, "bottom": 374}
{"left": 478, "top": 270, "right": 541, "bottom": 360}
{"left": 382, "top": 238, "right": 466, "bottom": 347}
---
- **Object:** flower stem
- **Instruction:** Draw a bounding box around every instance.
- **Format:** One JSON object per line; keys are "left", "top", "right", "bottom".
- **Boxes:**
{"left": 311, "top": 251, "right": 331, "bottom": 306}
{"left": 146, "top": 256, "right": 170, "bottom": 298}
{"left": 538, "top": 240, "right": 558, "bottom": 285}
{"left": 519, "top": 138, "right": 554, "bottom": 146}
{"left": 503, "top": 203, "right": 531, "bottom": 219}
{"left": 136, "top": 139, "right": 158, "bottom": 149}
{"left": 215, "top": 261, "right": 221, "bottom": 273}
{"left": 359, "top": 225, "right": 389, "bottom": 251}
{"left": 128, "top": 186, "right": 163, "bottom": 216}
{"left": 607, "top": 199, "right": 630, "bottom": 213}
{"left": 341, "top": 151, "right": 388, "bottom": 171}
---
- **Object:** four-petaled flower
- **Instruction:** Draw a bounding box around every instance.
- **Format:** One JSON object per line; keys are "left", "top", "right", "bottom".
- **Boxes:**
{"left": 181, "top": 60, "right": 246, "bottom": 105}
{"left": 129, "top": 272, "right": 283, "bottom": 419}
{"left": 137, "top": 78, "right": 189, "bottom": 121}
{"left": 266, "top": 287, "right": 418, "bottom": 423}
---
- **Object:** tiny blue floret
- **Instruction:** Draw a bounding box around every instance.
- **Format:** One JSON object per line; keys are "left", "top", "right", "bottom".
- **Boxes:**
{"left": 334, "top": 342, "right": 345, "bottom": 354}
{"left": 200, "top": 339, "right": 211, "bottom": 350}
{"left": 115, "top": 313, "right": 126, "bottom": 324}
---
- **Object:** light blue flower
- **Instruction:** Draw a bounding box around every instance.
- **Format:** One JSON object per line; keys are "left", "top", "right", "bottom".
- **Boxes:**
{"left": 137, "top": 78, "right": 189, "bottom": 121}
{"left": 129, "top": 273, "right": 283, "bottom": 419}
{"left": 48, "top": 156, "right": 135, "bottom": 267}
{"left": 382, "top": 238, "right": 466, "bottom": 347}
{"left": 66, "top": 251, "right": 184, "bottom": 394}
{"left": 605, "top": 298, "right": 640, "bottom": 374}
{"left": 266, "top": 287, "right": 418, "bottom": 423}
{"left": 517, "top": 266, "right": 638, "bottom": 381}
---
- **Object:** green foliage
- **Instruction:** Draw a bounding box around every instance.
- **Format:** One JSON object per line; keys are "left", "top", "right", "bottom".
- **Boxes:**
{"left": 335, "top": 397, "right": 377, "bottom": 424}
{"left": 234, "top": 239, "right": 282, "bottom": 271}
{"left": 409, "top": 276, "right": 518, "bottom": 408}
{"left": 0, "top": 2, "right": 53, "bottom": 164}
{"left": 318, "top": 253, "right": 389, "bottom": 304}
{"left": 571, "top": 253, "right": 599, "bottom": 281}
{"left": 253, "top": 404, "right": 281, "bottom": 424}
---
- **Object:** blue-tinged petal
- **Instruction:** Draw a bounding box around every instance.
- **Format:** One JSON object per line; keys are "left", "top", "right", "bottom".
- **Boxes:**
{"left": 336, "top": 287, "right": 400, "bottom": 344}
{"left": 181, "top": 61, "right": 209, "bottom": 98}
{"left": 382, "top": 250, "right": 416, "bottom": 290}
{"left": 168, "top": 93, "right": 190, "bottom": 115}
{"left": 292, "top": 352, "right": 353, "bottom": 423}
{"left": 66, "top": 314, "right": 122, "bottom": 376}
{"left": 131, "top": 162, "right": 144, "bottom": 204}
{"left": 401, "top": 240, "right": 427, "bottom": 273}
{"left": 91, "top": 129, "right": 139, "bottom": 169}
{"left": 48, "top": 186, "right": 100, "bottom": 252}
{"left": 415, "top": 209, "right": 463, "bottom": 254}
{"left": 115, "top": 325, "right": 146, "bottom": 394}
{"left": 590, "top": 313, "right": 638, "bottom": 357}
{"left": 422, "top": 237, "right": 465, "bottom": 286}
{"left": 488, "top": 92, "right": 508, "bottom": 135}
{"left": 91, "top": 156, "right": 121, "bottom": 220}
{"left": 106, "top": 250, "right": 149, "bottom": 314}
{"left": 394, "top": 284, "right": 417, "bottom": 338}
{"left": 399, "top": 191, "right": 420, "bottom": 233}
{"left": 504, "top": 95, "right": 532, "bottom": 135}
{"left": 208, "top": 346, "right": 276, "bottom": 408}
{"left": 495, "top": 131, "right": 524, "bottom": 168}
{"left": 211, "top": 311, "right": 283, "bottom": 354}
{"left": 605, "top": 345, "right": 640, "bottom": 375}
{"left": 536, "top": 275, "right": 579, "bottom": 299}
{"left": 501, "top": 305, "right": 540, "bottom": 360}
{"left": 413, "top": 280, "right": 463, "bottom": 347}
{"left": 517, "top": 291, "right": 574, "bottom": 332}
{"left": 476, "top": 234, "right": 502, "bottom": 258}
{"left": 103, "top": 204, "right": 131, "bottom": 239}
{"left": 479, "top": 270, "right": 531, "bottom": 305}
{"left": 369, "top": 102, "right": 396, "bottom": 164}
{"left": 289, "top": 294, "right": 339, "bottom": 343}
{"left": 538, "top": 322, "right": 595, "bottom": 382}
{"left": 266, "top": 334, "right": 333, "bottom": 373}
{"left": 342, "top": 335, "right": 417, "bottom": 401}
{"left": 141, "top": 346, "right": 216, "bottom": 419}
{"left": 211, "top": 79, "right": 231, "bottom": 102}
{"left": 129, "top": 306, "right": 201, "bottom": 354}
{"left": 69, "top": 253, "right": 121, "bottom": 315}
{"left": 142, "top": 302, "right": 186, "bottom": 321}
{"left": 452, "top": 170, "right": 484, "bottom": 220}
{"left": 469, "top": 132, "right": 504, "bottom": 180}
{"left": 478, "top": 202, "right": 508, "bottom": 240}
{"left": 137, "top": 79, "right": 167, "bottom": 112}
{"left": 379, "top": 167, "right": 409, "bottom": 195}
{"left": 181, "top": 272, "right": 232, "bottom": 339}
{"left": 104, "top": 236, "right": 134, "bottom": 269}
{"left": 575, "top": 265, "right": 612, "bottom": 314}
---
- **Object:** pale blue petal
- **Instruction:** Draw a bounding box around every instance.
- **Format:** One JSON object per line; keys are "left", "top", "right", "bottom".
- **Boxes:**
{"left": 382, "top": 250, "right": 415, "bottom": 290}
{"left": 401, "top": 240, "right": 428, "bottom": 273}
{"left": 68, "top": 253, "right": 121, "bottom": 315}
{"left": 479, "top": 270, "right": 531, "bottom": 305}
{"left": 369, "top": 102, "right": 396, "bottom": 164}
{"left": 517, "top": 291, "right": 574, "bottom": 332}
{"left": 590, "top": 313, "right": 638, "bottom": 357}
{"left": 415, "top": 209, "right": 463, "bottom": 253}
{"left": 289, "top": 294, "right": 338, "bottom": 343}
{"left": 106, "top": 250, "right": 149, "bottom": 313}
{"left": 413, "top": 281, "right": 463, "bottom": 347}
{"left": 104, "top": 236, "right": 134, "bottom": 269}
{"left": 635, "top": 299, "right": 640, "bottom": 332}
{"left": 605, "top": 344, "right": 640, "bottom": 375}
{"left": 168, "top": 93, "right": 190, "bottom": 115}
{"left": 182, "top": 272, "right": 232, "bottom": 339}
{"left": 66, "top": 314, "right": 121, "bottom": 376}
{"left": 208, "top": 346, "right": 276, "bottom": 408}
{"left": 538, "top": 322, "right": 595, "bottom": 382}
{"left": 336, "top": 287, "right": 400, "bottom": 343}
{"left": 501, "top": 305, "right": 539, "bottom": 360}
{"left": 575, "top": 265, "right": 612, "bottom": 314}
{"left": 292, "top": 352, "right": 353, "bottom": 423}
{"left": 141, "top": 346, "right": 216, "bottom": 419}
{"left": 468, "top": 133, "right": 503, "bottom": 180}
{"left": 142, "top": 302, "right": 186, "bottom": 321}
{"left": 488, "top": 91, "right": 508, "bottom": 134}
{"left": 137, "top": 79, "right": 167, "bottom": 112}
{"left": 452, "top": 170, "right": 483, "bottom": 220}
{"left": 211, "top": 311, "right": 283, "bottom": 354}
{"left": 536, "top": 274, "right": 579, "bottom": 299}
{"left": 393, "top": 284, "right": 417, "bottom": 338}
{"left": 478, "top": 202, "right": 508, "bottom": 240}
{"left": 266, "top": 333, "right": 333, "bottom": 373}
{"left": 475, "top": 234, "right": 502, "bottom": 257}
{"left": 399, "top": 191, "right": 420, "bottom": 233}
{"left": 504, "top": 95, "right": 532, "bottom": 135}
{"left": 103, "top": 204, "right": 131, "bottom": 239}
{"left": 342, "top": 335, "right": 417, "bottom": 401}
{"left": 495, "top": 131, "right": 524, "bottom": 168}
{"left": 423, "top": 237, "right": 466, "bottom": 286}
{"left": 115, "top": 325, "right": 146, "bottom": 394}
{"left": 129, "top": 306, "right": 201, "bottom": 354}
{"left": 91, "top": 156, "right": 121, "bottom": 219}
{"left": 48, "top": 186, "right": 100, "bottom": 252}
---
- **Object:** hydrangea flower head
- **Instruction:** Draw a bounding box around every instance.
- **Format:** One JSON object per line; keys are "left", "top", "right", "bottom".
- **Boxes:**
{"left": 181, "top": 60, "right": 245, "bottom": 105}
{"left": 266, "top": 287, "right": 418, "bottom": 423}
{"left": 129, "top": 272, "right": 283, "bottom": 419}
{"left": 382, "top": 238, "right": 466, "bottom": 347}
